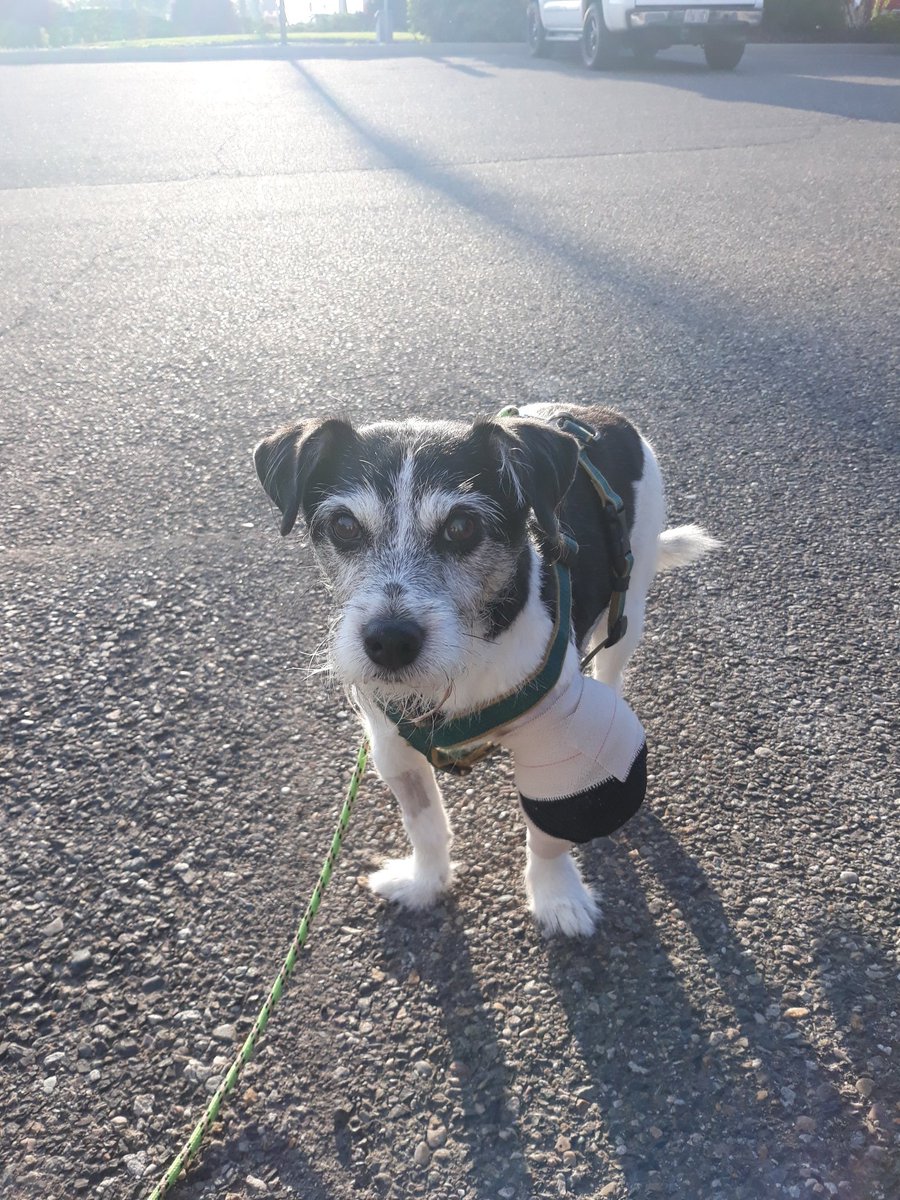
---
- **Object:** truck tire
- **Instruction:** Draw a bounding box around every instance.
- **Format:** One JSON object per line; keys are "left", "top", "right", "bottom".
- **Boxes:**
{"left": 582, "top": 3, "right": 617, "bottom": 70}
{"left": 704, "top": 37, "right": 745, "bottom": 70}
{"left": 527, "top": 2, "right": 549, "bottom": 57}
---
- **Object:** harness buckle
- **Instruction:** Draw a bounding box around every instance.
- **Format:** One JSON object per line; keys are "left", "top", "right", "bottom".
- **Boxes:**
{"left": 606, "top": 614, "right": 628, "bottom": 648}
{"left": 605, "top": 523, "right": 633, "bottom": 579}
{"left": 430, "top": 742, "right": 499, "bottom": 775}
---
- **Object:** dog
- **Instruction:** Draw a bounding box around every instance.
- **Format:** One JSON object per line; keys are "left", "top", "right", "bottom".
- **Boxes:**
{"left": 254, "top": 403, "right": 717, "bottom": 936}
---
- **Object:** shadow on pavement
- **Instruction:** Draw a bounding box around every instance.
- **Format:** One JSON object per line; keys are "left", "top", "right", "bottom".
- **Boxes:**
{"left": 457, "top": 42, "right": 900, "bottom": 125}
{"left": 540, "top": 810, "right": 891, "bottom": 1197}
{"left": 285, "top": 57, "right": 894, "bottom": 448}
{"left": 376, "top": 900, "right": 538, "bottom": 1199}
{"left": 6, "top": 39, "right": 895, "bottom": 125}
{"left": 591, "top": 53, "right": 900, "bottom": 125}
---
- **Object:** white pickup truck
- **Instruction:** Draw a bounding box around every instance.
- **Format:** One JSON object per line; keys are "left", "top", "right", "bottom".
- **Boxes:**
{"left": 527, "top": 0, "right": 763, "bottom": 70}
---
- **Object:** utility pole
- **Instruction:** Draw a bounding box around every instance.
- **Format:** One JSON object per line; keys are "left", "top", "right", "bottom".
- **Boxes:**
{"left": 376, "top": 0, "right": 393, "bottom": 41}
{"left": 279, "top": 0, "right": 286, "bottom": 45}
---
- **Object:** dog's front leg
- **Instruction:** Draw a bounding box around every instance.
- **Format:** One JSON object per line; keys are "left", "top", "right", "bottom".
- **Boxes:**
{"left": 362, "top": 704, "right": 453, "bottom": 910}
{"left": 522, "top": 816, "right": 599, "bottom": 938}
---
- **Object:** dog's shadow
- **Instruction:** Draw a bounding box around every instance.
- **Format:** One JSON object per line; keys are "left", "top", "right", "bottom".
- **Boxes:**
{"left": 356, "top": 794, "right": 892, "bottom": 1198}
{"left": 375, "top": 895, "right": 537, "bottom": 1200}
{"left": 542, "top": 809, "right": 883, "bottom": 1196}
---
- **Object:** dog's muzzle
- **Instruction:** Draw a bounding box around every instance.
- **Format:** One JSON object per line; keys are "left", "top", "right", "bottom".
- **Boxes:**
{"left": 362, "top": 617, "right": 425, "bottom": 671}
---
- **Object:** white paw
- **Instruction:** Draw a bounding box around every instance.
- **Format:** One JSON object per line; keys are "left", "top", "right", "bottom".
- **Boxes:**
{"left": 526, "top": 854, "right": 600, "bottom": 938}
{"left": 368, "top": 856, "right": 452, "bottom": 911}
{"left": 531, "top": 889, "right": 600, "bottom": 937}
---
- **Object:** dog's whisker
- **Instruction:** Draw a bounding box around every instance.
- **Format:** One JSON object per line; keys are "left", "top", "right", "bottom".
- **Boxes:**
{"left": 304, "top": 664, "right": 334, "bottom": 679}
{"left": 300, "top": 612, "right": 342, "bottom": 685}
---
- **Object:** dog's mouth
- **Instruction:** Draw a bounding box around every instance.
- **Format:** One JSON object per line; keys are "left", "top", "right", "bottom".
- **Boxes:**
{"left": 330, "top": 605, "right": 472, "bottom": 709}
{"left": 330, "top": 641, "right": 456, "bottom": 702}
{"left": 362, "top": 664, "right": 424, "bottom": 687}
{"left": 350, "top": 667, "right": 456, "bottom": 717}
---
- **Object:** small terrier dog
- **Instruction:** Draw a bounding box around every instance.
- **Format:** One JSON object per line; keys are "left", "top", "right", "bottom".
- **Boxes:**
{"left": 254, "top": 403, "right": 716, "bottom": 936}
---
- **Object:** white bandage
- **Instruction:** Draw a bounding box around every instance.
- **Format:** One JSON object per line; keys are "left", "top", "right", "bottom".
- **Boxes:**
{"left": 494, "top": 645, "right": 647, "bottom": 843}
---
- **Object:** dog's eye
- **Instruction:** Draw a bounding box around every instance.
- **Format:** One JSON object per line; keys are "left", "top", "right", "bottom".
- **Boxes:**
{"left": 442, "top": 512, "right": 479, "bottom": 545}
{"left": 330, "top": 513, "right": 363, "bottom": 544}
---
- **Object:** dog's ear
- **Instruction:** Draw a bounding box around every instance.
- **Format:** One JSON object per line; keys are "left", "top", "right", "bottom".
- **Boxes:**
{"left": 477, "top": 418, "right": 580, "bottom": 560}
{"left": 254, "top": 417, "right": 354, "bottom": 536}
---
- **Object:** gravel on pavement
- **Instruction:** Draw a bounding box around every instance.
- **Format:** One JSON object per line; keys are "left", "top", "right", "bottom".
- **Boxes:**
{"left": 1, "top": 42, "right": 898, "bottom": 1200}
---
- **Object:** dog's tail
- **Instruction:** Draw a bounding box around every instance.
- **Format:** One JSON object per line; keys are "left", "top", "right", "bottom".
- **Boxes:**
{"left": 656, "top": 524, "right": 721, "bottom": 572}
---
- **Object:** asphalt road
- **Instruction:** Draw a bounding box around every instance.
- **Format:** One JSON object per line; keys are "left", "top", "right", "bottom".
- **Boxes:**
{"left": 1, "top": 41, "right": 898, "bottom": 1200}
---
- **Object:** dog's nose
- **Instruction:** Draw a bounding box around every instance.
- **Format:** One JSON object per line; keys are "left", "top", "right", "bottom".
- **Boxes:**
{"left": 362, "top": 618, "right": 425, "bottom": 670}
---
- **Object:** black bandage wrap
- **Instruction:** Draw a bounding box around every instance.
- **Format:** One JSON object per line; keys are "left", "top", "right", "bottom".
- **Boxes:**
{"left": 519, "top": 742, "right": 647, "bottom": 844}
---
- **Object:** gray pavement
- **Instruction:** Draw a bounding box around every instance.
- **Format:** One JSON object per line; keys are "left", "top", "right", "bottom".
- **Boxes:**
{"left": 1, "top": 42, "right": 898, "bottom": 1200}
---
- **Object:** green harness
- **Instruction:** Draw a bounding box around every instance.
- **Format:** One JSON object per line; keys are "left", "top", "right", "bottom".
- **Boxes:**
{"left": 379, "top": 409, "right": 634, "bottom": 773}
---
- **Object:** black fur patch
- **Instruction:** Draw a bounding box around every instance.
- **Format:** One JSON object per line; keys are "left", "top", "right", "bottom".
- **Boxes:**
{"left": 529, "top": 405, "right": 645, "bottom": 646}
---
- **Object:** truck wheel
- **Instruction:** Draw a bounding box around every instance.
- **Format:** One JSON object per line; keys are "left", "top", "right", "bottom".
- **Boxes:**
{"left": 582, "top": 3, "right": 617, "bottom": 70}
{"left": 704, "top": 37, "right": 745, "bottom": 70}
{"left": 527, "top": 2, "right": 549, "bottom": 57}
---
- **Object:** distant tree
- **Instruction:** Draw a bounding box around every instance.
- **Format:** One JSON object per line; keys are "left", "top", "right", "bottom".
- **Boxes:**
{"left": 763, "top": 0, "right": 847, "bottom": 31}
{"left": 0, "top": 0, "right": 63, "bottom": 46}
{"left": 170, "top": 0, "right": 240, "bottom": 35}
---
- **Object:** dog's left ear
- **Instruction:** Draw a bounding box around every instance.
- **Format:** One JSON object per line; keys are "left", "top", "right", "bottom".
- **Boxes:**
{"left": 254, "top": 417, "right": 354, "bottom": 536}
{"left": 478, "top": 418, "right": 580, "bottom": 559}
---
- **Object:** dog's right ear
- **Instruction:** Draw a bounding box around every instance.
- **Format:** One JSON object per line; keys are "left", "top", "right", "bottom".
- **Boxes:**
{"left": 253, "top": 417, "right": 353, "bottom": 536}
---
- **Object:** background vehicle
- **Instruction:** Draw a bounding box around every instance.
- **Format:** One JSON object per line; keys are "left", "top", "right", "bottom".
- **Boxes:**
{"left": 527, "top": 0, "right": 763, "bottom": 70}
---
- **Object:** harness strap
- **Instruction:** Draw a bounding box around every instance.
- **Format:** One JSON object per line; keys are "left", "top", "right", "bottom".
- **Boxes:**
{"left": 551, "top": 414, "right": 634, "bottom": 660}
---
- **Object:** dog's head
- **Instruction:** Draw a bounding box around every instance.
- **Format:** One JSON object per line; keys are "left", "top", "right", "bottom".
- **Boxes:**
{"left": 254, "top": 416, "right": 578, "bottom": 704}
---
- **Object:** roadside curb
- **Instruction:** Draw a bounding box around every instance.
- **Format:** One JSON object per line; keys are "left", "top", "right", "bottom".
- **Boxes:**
{"left": 0, "top": 40, "right": 525, "bottom": 65}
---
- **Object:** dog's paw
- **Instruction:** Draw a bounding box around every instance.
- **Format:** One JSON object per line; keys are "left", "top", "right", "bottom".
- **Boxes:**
{"left": 368, "top": 856, "right": 452, "bottom": 910}
{"left": 531, "top": 888, "right": 600, "bottom": 938}
{"left": 526, "top": 853, "right": 600, "bottom": 938}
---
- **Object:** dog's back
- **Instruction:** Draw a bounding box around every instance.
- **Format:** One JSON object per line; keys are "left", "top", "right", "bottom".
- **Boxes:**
{"left": 517, "top": 402, "right": 718, "bottom": 687}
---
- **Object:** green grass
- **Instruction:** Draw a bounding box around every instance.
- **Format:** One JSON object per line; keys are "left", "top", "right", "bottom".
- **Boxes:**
{"left": 1, "top": 30, "right": 424, "bottom": 52}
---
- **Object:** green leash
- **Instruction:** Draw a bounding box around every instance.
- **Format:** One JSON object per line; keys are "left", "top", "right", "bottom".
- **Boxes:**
{"left": 144, "top": 739, "right": 369, "bottom": 1200}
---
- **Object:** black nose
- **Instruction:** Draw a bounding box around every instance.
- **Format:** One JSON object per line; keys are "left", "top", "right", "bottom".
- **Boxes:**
{"left": 362, "top": 618, "right": 425, "bottom": 670}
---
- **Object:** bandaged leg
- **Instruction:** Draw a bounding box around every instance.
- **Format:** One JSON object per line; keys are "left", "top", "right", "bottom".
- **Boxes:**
{"left": 523, "top": 815, "right": 599, "bottom": 938}
{"left": 501, "top": 646, "right": 646, "bottom": 937}
{"left": 502, "top": 649, "right": 647, "bottom": 836}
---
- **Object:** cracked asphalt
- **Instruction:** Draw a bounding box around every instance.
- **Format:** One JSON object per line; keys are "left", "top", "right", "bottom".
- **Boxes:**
{"left": 1, "top": 40, "right": 898, "bottom": 1200}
